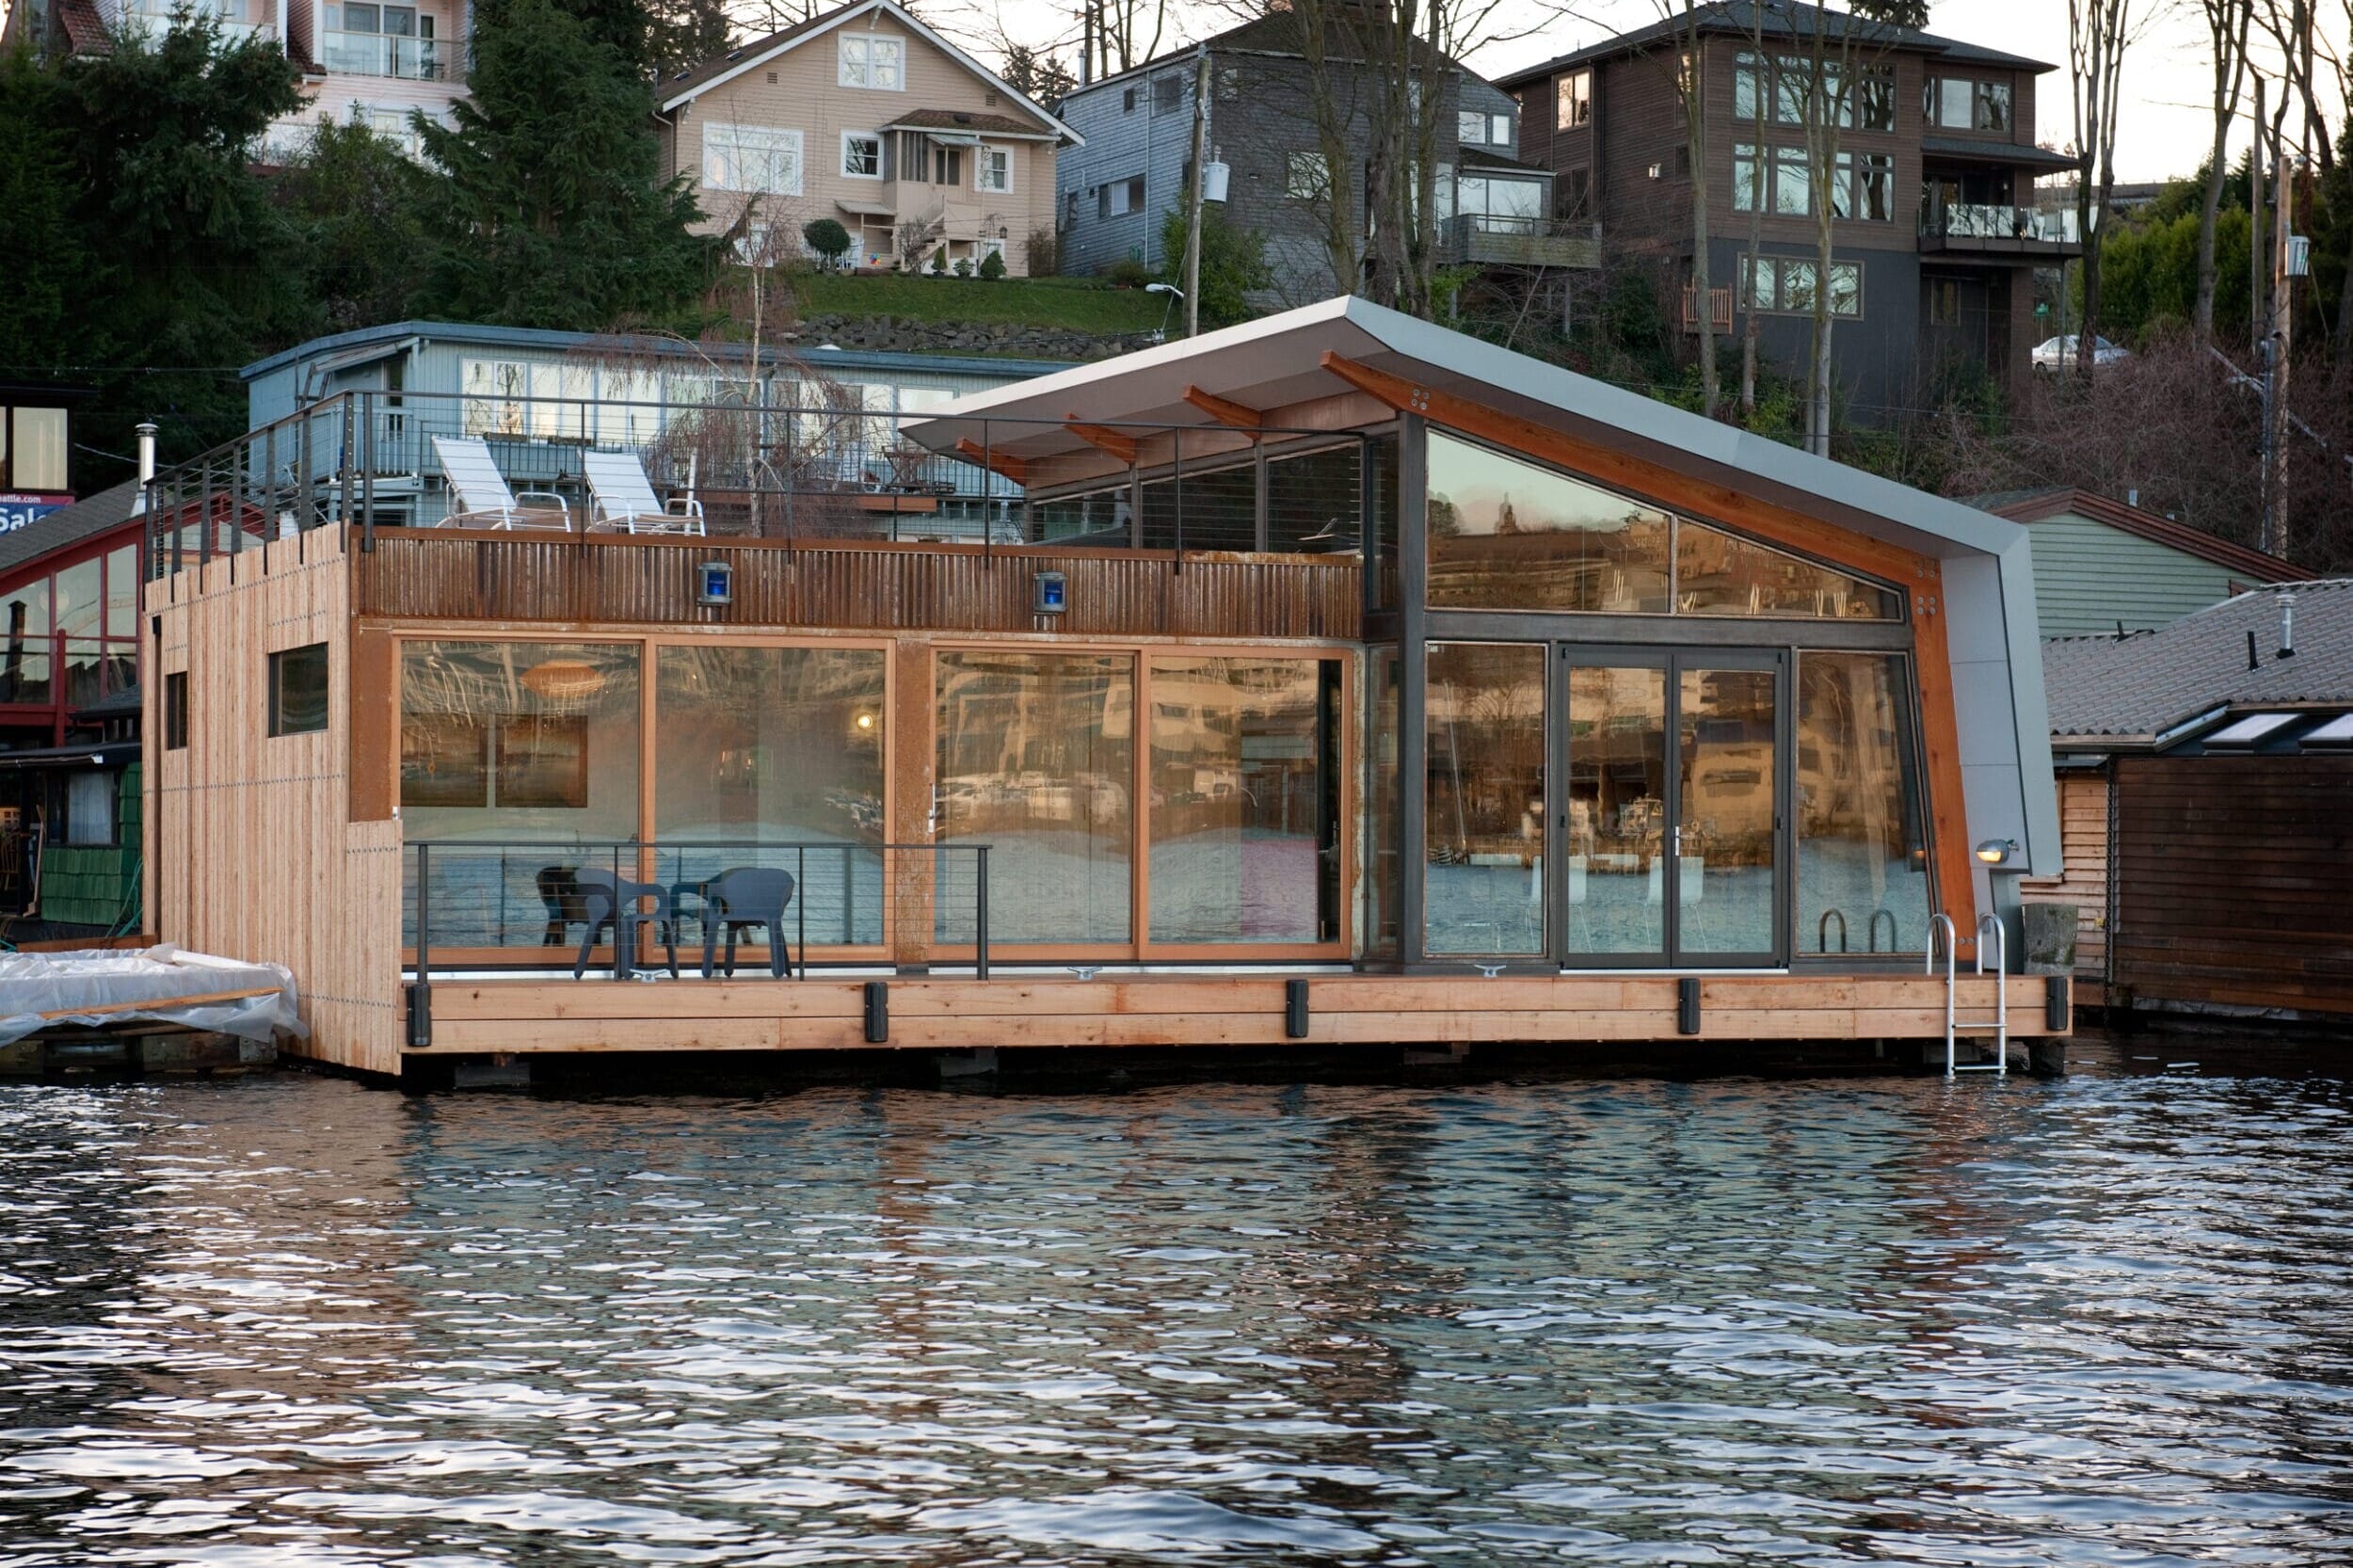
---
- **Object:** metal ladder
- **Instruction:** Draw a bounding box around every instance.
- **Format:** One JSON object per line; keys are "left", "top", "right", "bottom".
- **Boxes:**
{"left": 1928, "top": 912, "right": 2008, "bottom": 1078}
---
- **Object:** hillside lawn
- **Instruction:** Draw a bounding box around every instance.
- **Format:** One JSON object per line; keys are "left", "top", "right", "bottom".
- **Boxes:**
{"left": 791, "top": 272, "right": 1167, "bottom": 334}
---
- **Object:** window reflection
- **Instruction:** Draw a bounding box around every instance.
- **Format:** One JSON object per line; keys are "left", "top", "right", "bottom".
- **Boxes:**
{"left": 1267, "top": 443, "right": 1362, "bottom": 553}
{"left": 1365, "top": 647, "right": 1401, "bottom": 957}
{"left": 1566, "top": 663, "right": 1665, "bottom": 956}
{"left": 399, "top": 640, "right": 643, "bottom": 948}
{"left": 1142, "top": 458, "right": 1256, "bottom": 552}
{"left": 1797, "top": 651, "right": 1931, "bottom": 953}
{"left": 1427, "top": 429, "right": 1672, "bottom": 612}
{"left": 1677, "top": 521, "right": 1900, "bottom": 618}
{"left": 1147, "top": 656, "right": 1338, "bottom": 945}
{"left": 1424, "top": 642, "right": 1546, "bottom": 955}
{"left": 655, "top": 645, "right": 887, "bottom": 946}
{"left": 1677, "top": 666, "right": 1779, "bottom": 954}
{"left": 936, "top": 650, "right": 1133, "bottom": 945}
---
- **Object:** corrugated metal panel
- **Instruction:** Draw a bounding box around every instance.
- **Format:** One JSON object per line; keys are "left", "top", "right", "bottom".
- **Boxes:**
{"left": 354, "top": 536, "right": 1362, "bottom": 640}
{"left": 2028, "top": 511, "right": 2247, "bottom": 636}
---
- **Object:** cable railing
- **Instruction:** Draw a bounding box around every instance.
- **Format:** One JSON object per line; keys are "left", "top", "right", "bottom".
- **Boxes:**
{"left": 402, "top": 839, "right": 992, "bottom": 984}
{"left": 143, "top": 391, "right": 1390, "bottom": 578}
{"left": 1920, "top": 202, "right": 2081, "bottom": 244}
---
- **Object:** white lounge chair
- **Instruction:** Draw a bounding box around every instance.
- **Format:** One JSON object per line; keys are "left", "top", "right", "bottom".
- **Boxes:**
{"left": 430, "top": 435, "right": 570, "bottom": 530}
{"left": 583, "top": 450, "right": 705, "bottom": 536}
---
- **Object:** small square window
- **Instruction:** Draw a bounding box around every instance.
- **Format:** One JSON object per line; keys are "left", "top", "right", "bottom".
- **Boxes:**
{"left": 268, "top": 643, "right": 329, "bottom": 738}
{"left": 1123, "top": 86, "right": 1137, "bottom": 112}
{"left": 165, "top": 670, "right": 188, "bottom": 750}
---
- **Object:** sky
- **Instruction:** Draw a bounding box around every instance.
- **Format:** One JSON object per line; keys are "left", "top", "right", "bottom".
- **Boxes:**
{"left": 943, "top": 0, "right": 2350, "bottom": 186}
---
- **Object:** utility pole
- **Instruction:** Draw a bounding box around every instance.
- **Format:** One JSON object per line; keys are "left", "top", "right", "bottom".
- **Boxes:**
{"left": 2250, "top": 74, "right": 2266, "bottom": 358}
{"left": 1181, "top": 44, "right": 1209, "bottom": 338}
{"left": 2261, "top": 143, "right": 2295, "bottom": 558}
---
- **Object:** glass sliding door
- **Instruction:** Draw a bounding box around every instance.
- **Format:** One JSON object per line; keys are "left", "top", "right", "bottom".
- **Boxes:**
{"left": 1553, "top": 649, "right": 1786, "bottom": 968}
{"left": 1673, "top": 661, "right": 1782, "bottom": 963}
{"left": 1561, "top": 660, "right": 1667, "bottom": 960}
{"left": 1424, "top": 642, "right": 1548, "bottom": 956}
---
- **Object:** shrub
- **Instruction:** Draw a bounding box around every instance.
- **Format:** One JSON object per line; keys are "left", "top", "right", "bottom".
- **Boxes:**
{"left": 952, "top": 256, "right": 973, "bottom": 278}
{"left": 1156, "top": 208, "right": 1272, "bottom": 328}
{"left": 930, "top": 244, "right": 949, "bottom": 276}
{"left": 978, "top": 247, "right": 1007, "bottom": 281}
{"left": 1025, "top": 225, "right": 1059, "bottom": 275}
{"left": 801, "top": 216, "right": 852, "bottom": 269}
{"left": 1103, "top": 254, "right": 1152, "bottom": 289}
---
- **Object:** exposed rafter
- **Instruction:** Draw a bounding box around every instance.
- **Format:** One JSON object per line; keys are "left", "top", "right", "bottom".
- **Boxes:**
{"left": 952, "top": 439, "right": 1029, "bottom": 486}
{"left": 1182, "top": 385, "right": 1263, "bottom": 430}
{"left": 1064, "top": 418, "right": 1140, "bottom": 465}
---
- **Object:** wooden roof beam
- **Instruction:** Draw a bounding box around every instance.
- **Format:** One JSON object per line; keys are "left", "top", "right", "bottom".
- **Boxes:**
{"left": 1182, "top": 385, "right": 1264, "bottom": 430}
{"left": 1064, "top": 417, "right": 1140, "bottom": 465}
{"left": 952, "top": 438, "right": 1028, "bottom": 486}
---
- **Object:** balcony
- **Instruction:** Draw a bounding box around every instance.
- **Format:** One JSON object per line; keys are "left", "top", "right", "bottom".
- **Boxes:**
{"left": 1920, "top": 202, "right": 2082, "bottom": 257}
{"left": 318, "top": 29, "right": 457, "bottom": 82}
{"left": 1440, "top": 214, "right": 1603, "bottom": 270}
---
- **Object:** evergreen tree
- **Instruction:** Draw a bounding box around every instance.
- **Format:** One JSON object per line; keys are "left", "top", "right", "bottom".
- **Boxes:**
{"left": 277, "top": 120, "right": 435, "bottom": 333}
{"left": 0, "top": 47, "right": 93, "bottom": 381}
{"left": 414, "top": 0, "right": 712, "bottom": 331}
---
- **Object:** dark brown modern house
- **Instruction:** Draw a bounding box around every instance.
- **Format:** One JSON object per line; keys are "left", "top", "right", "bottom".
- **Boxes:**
{"left": 1496, "top": 0, "right": 2078, "bottom": 413}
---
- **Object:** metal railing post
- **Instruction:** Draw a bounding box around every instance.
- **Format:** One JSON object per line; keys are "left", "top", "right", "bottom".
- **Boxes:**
{"left": 796, "top": 845, "right": 808, "bottom": 980}
{"left": 408, "top": 844, "right": 433, "bottom": 1048}
{"left": 200, "top": 454, "right": 215, "bottom": 568}
{"left": 975, "top": 845, "right": 989, "bottom": 980}
{"left": 360, "top": 392, "right": 376, "bottom": 552}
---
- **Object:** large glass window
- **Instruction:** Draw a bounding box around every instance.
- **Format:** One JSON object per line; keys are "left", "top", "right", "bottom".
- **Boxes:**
{"left": 1147, "top": 656, "right": 1339, "bottom": 946}
{"left": 1677, "top": 520, "right": 1898, "bottom": 618}
{"left": 936, "top": 651, "right": 1132, "bottom": 946}
{"left": 1424, "top": 642, "right": 1546, "bottom": 955}
{"left": 1365, "top": 647, "right": 1401, "bottom": 958}
{"left": 400, "top": 641, "right": 642, "bottom": 947}
{"left": 0, "top": 580, "right": 50, "bottom": 705}
{"left": 654, "top": 646, "right": 887, "bottom": 947}
{"left": 1797, "top": 653, "right": 1932, "bottom": 954}
{"left": 1267, "top": 443, "right": 1362, "bottom": 554}
{"left": 1142, "top": 458, "right": 1257, "bottom": 552}
{"left": 1427, "top": 430, "right": 1672, "bottom": 613}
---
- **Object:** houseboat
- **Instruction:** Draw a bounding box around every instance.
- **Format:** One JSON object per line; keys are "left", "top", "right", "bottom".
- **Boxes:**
{"left": 139, "top": 297, "right": 2065, "bottom": 1080}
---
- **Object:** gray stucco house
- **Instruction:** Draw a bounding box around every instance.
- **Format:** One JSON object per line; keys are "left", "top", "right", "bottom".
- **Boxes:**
{"left": 1053, "top": 15, "right": 1561, "bottom": 306}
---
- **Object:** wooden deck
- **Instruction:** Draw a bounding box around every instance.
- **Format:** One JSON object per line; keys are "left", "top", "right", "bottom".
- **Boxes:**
{"left": 406, "top": 972, "right": 2065, "bottom": 1056}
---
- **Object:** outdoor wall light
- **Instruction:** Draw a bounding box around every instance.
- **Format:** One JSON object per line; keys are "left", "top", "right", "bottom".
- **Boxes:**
{"left": 1032, "top": 570, "right": 1067, "bottom": 616}
{"left": 854, "top": 712, "right": 876, "bottom": 732}
{"left": 1975, "top": 838, "right": 2019, "bottom": 865}
{"left": 696, "top": 560, "right": 734, "bottom": 606}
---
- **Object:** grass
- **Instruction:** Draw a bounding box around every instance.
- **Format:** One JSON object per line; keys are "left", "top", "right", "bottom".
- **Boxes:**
{"left": 791, "top": 270, "right": 1168, "bottom": 334}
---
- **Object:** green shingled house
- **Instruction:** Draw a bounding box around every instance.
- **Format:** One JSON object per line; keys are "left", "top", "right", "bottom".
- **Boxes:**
{"left": 1985, "top": 488, "right": 2300, "bottom": 637}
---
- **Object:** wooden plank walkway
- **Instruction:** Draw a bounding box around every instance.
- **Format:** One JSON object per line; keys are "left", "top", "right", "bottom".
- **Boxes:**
{"left": 406, "top": 973, "right": 2063, "bottom": 1055}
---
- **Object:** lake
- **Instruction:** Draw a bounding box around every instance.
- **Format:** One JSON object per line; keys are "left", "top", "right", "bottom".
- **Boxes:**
{"left": 2, "top": 1053, "right": 2349, "bottom": 1563}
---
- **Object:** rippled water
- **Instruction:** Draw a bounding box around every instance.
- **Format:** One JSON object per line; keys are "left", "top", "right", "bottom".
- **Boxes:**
{"left": 3, "top": 1064, "right": 2352, "bottom": 1565}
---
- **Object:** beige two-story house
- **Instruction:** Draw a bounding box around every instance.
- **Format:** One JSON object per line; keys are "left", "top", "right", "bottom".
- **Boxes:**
{"left": 656, "top": 0, "right": 1078, "bottom": 276}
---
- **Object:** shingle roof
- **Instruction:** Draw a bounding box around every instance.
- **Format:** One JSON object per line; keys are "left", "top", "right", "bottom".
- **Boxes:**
{"left": 0, "top": 480, "right": 141, "bottom": 584}
{"left": 882, "top": 108, "right": 1053, "bottom": 136}
{"left": 2043, "top": 579, "right": 2353, "bottom": 743}
{"left": 1493, "top": 0, "right": 2053, "bottom": 90}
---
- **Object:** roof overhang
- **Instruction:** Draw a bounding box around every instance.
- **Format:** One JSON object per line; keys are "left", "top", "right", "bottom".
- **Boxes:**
{"left": 907, "top": 295, "right": 2061, "bottom": 877}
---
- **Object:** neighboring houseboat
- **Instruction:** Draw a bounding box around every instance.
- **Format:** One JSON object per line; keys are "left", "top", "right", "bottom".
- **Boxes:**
{"left": 242, "top": 320, "right": 1072, "bottom": 534}
{"left": 1980, "top": 487, "right": 2300, "bottom": 636}
{"left": 0, "top": 478, "right": 148, "bottom": 939}
{"left": 2026, "top": 581, "right": 2353, "bottom": 1020}
{"left": 139, "top": 297, "right": 2064, "bottom": 1080}
{"left": 653, "top": 0, "right": 1079, "bottom": 274}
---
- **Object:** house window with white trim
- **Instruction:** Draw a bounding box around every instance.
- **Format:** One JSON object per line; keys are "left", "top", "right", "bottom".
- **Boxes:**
{"left": 839, "top": 33, "right": 904, "bottom": 89}
{"left": 1285, "top": 151, "right": 1330, "bottom": 200}
{"left": 703, "top": 123, "right": 803, "bottom": 195}
{"left": 842, "top": 130, "right": 883, "bottom": 178}
{"left": 976, "top": 144, "right": 1011, "bottom": 193}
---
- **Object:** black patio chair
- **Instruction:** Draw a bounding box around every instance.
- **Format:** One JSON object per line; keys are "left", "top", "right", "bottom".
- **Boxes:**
{"left": 573, "top": 866, "right": 680, "bottom": 980}
{"left": 701, "top": 866, "right": 798, "bottom": 979}
{"left": 536, "top": 865, "right": 590, "bottom": 948}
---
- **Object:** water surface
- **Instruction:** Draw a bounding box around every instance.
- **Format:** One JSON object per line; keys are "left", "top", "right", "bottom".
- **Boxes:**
{"left": 2, "top": 1064, "right": 2349, "bottom": 1564}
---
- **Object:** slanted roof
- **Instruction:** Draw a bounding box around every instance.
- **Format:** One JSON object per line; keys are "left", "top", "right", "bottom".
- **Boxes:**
{"left": 1988, "top": 488, "right": 2301, "bottom": 585}
{"left": 2045, "top": 580, "right": 2353, "bottom": 744}
{"left": 656, "top": 0, "right": 1080, "bottom": 146}
{"left": 0, "top": 480, "right": 141, "bottom": 584}
{"left": 1919, "top": 136, "right": 2078, "bottom": 171}
{"left": 1493, "top": 0, "right": 2052, "bottom": 90}
{"left": 1074, "top": 9, "right": 1464, "bottom": 93}
{"left": 904, "top": 294, "right": 2061, "bottom": 876}
{"left": 1460, "top": 146, "right": 1553, "bottom": 177}
{"left": 882, "top": 107, "right": 1059, "bottom": 139}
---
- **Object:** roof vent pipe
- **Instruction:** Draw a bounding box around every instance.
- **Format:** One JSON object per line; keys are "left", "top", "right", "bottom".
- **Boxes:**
{"left": 2249, "top": 629, "right": 2260, "bottom": 670}
{"left": 2279, "top": 590, "right": 2297, "bottom": 660}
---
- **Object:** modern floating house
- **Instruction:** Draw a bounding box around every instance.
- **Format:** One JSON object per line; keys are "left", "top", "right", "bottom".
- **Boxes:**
{"left": 139, "top": 297, "right": 2063, "bottom": 1079}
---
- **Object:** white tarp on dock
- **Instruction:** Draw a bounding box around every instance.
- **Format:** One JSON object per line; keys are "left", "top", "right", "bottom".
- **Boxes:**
{"left": 0, "top": 945, "right": 304, "bottom": 1047}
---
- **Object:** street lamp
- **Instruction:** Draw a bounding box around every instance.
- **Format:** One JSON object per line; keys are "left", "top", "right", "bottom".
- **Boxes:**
{"left": 1145, "top": 281, "right": 1183, "bottom": 341}
{"left": 1974, "top": 839, "right": 2018, "bottom": 866}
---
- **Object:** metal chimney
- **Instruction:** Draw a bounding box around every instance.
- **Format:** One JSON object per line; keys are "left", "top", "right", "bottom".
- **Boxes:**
{"left": 2277, "top": 590, "right": 2297, "bottom": 660}
{"left": 133, "top": 422, "right": 157, "bottom": 517}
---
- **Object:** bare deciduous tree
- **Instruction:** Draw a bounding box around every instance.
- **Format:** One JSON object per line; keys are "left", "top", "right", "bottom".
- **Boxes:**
{"left": 2068, "top": 0, "right": 2138, "bottom": 380}
{"left": 2197, "top": 0, "right": 2253, "bottom": 342}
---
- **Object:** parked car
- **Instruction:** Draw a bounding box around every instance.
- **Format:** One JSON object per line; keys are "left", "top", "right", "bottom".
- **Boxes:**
{"left": 2033, "top": 334, "right": 2131, "bottom": 371}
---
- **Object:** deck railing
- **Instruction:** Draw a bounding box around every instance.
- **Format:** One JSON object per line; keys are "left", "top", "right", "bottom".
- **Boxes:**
{"left": 403, "top": 839, "right": 991, "bottom": 984}
{"left": 1920, "top": 202, "right": 2082, "bottom": 245}
{"left": 145, "top": 390, "right": 1387, "bottom": 580}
